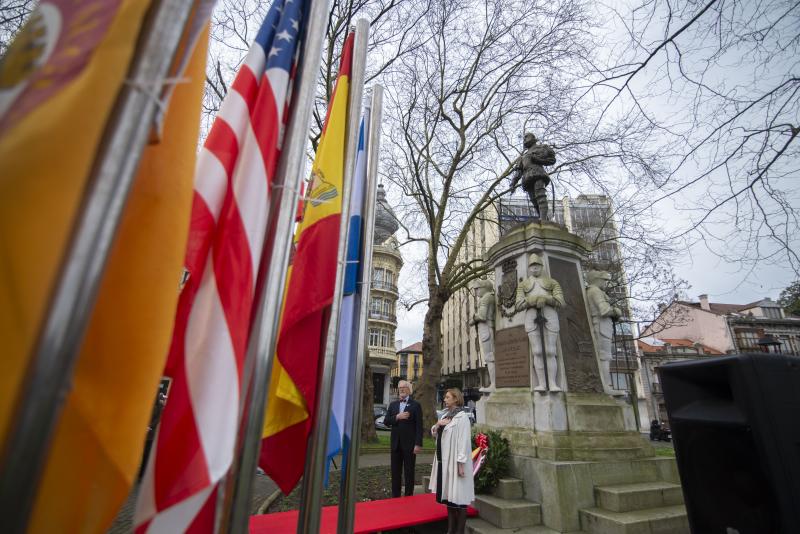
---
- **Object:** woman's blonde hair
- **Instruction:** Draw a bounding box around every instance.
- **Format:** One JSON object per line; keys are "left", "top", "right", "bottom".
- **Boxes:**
{"left": 445, "top": 388, "right": 464, "bottom": 407}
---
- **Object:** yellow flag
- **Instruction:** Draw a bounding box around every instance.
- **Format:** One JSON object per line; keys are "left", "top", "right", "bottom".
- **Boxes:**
{"left": 0, "top": 1, "right": 209, "bottom": 531}
{"left": 0, "top": 0, "right": 156, "bottom": 444}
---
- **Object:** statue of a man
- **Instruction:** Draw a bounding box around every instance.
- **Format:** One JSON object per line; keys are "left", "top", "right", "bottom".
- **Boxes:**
{"left": 515, "top": 253, "right": 564, "bottom": 392}
{"left": 510, "top": 132, "right": 556, "bottom": 220}
{"left": 586, "top": 270, "right": 622, "bottom": 387}
{"left": 470, "top": 279, "right": 496, "bottom": 391}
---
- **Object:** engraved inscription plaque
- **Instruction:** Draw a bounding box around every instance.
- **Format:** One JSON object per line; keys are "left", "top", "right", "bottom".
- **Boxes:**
{"left": 494, "top": 325, "right": 531, "bottom": 388}
{"left": 548, "top": 257, "right": 604, "bottom": 393}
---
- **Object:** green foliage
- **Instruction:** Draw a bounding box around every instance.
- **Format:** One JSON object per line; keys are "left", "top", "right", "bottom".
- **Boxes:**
{"left": 654, "top": 446, "right": 675, "bottom": 457}
{"left": 472, "top": 429, "right": 511, "bottom": 494}
{"left": 778, "top": 280, "right": 800, "bottom": 316}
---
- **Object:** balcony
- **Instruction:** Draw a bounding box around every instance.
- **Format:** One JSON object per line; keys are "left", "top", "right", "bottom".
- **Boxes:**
{"left": 610, "top": 357, "right": 639, "bottom": 372}
{"left": 371, "top": 280, "right": 399, "bottom": 294}
{"left": 369, "top": 311, "right": 397, "bottom": 323}
{"left": 368, "top": 346, "right": 397, "bottom": 367}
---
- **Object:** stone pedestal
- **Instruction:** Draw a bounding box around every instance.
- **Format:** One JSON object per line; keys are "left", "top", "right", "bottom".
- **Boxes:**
{"left": 479, "top": 220, "right": 660, "bottom": 532}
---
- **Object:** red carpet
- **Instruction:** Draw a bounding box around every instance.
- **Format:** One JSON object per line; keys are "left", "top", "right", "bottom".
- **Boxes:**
{"left": 249, "top": 492, "right": 478, "bottom": 533}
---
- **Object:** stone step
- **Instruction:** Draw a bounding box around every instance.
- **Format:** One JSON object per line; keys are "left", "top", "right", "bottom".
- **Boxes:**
{"left": 595, "top": 481, "right": 684, "bottom": 512}
{"left": 467, "top": 517, "right": 561, "bottom": 534}
{"left": 474, "top": 494, "right": 541, "bottom": 529}
{"left": 580, "top": 504, "right": 689, "bottom": 534}
{"left": 492, "top": 477, "right": 524, "bottom": 500}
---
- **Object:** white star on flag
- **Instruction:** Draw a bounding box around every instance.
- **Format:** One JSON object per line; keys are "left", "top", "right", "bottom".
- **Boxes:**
{"left": 269, "top": 46, "right": 282, "bottom": 57}
{"left": 277, "top": 29, "right": 293, "bottom": 42}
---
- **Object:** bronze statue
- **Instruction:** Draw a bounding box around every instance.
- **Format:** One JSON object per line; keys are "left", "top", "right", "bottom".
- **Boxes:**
{"left": 515, "top": 253, "right": 564, "bottom": 392}
{"left": 510, "top": 132, "right": 556, "bottom": 220}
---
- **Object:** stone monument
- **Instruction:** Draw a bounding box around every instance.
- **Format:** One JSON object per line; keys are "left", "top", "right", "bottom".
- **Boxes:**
{"left": 515, "top": 252, "right": 564, "bottom": 392}
{"left": 586, "top": 270, "right": 622, "bottom": 391}
{"left": 470, "top": 279, "right": 497, "bottom": 392}
{"left": 474, "top": 219, "right": 670, "bottom": 533}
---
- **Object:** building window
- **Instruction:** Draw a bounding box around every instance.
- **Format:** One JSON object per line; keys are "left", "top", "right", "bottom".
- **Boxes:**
{"left": 735, "top": 330, "right": 759, "bottom": 350}
{"left": 381, "top": 329, "right": 390, "bottom": 347}
{"left": 763, "top": 307, "right": 781, "bottom": 319}
{"left": 369, "top": 328, "right": 380, "bottom": 347}
{"left": 610, "top": 372, "right": 627, "bottom": 390}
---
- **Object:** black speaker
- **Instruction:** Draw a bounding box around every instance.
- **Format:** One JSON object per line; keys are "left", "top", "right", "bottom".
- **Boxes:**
{"left": 660, "top": 353, "right": 800, "bottom": 534}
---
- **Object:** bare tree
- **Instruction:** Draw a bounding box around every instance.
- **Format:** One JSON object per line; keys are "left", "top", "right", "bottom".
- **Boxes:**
{"left": 380, "top": 0, "right": 677, "bottom": 424}
{"left": 591, "top": 0, "right": 800, "bottom": 280}
{"left": 202, "top": 0, "right": 432, "bottom": 142}
{"left": 0, "top": 0, "right": 33, "bottom": 55}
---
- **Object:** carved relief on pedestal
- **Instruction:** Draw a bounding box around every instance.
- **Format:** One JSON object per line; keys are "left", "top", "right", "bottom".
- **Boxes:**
{"left": 498, "top": 258, "right": 519, "bottom": 319}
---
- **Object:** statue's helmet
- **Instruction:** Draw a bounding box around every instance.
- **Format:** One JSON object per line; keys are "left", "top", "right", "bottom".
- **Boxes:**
{"left": 528, "top": 252, "right": 544, "bottom": 266}
{"left": 587, "top": 270, "right": 612, "bottom": 285}
{"left": 470, "top": 279, "right": 494, "bottom": 293}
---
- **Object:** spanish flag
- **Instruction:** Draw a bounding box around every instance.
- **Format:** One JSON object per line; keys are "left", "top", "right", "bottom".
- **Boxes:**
{"left": 260, "top": 32, "right": 355, "bottom": 494}
{"left": 0, "top": 0, "right": 209, "bottom": 531}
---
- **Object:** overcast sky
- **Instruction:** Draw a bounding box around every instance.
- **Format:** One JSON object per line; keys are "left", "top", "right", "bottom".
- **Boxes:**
{"left": 389, "top": 0, "right": 798, "bottom": 346}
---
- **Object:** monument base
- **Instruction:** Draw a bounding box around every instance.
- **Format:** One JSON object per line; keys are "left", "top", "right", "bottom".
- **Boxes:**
{"left": 479, "top": 390, "right": 653, "bottom": 461}
{"left": 509, "top": 455, "right": 680, "bottom": 532}
{"left": 477, "top": 389, "right": 669, "bottom": 532}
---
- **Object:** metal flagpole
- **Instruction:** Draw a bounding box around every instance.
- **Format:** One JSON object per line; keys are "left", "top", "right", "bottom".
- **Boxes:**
{"left": 0, "top": 1, "right": 198, "bottom": 530}
{"left": 296, "top": 18, "right": 369, "bottom": 534}
{"left": 338, "top": 84, "right": 384, "bottom": 534}
{"left": 217, "top": 0, "right": 334, "bottom": 530}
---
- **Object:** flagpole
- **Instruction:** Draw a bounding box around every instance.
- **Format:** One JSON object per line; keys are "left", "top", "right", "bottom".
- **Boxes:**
{"left": 338, "top": 84, "right": 384, "bottom": 534}
{"left": 217, "top": 0, "right": 333, "bottom": 530}
{"left": 296, "top": 18, "right": 370, "bottom": 534}
{"left": 0, "top": 0, "right": 198, "bottom": 530}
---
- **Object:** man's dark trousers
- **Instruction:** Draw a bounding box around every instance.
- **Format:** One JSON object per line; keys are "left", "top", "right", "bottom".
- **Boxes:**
{"left": 385, "top": 397, "right": 423, "bottom": 497}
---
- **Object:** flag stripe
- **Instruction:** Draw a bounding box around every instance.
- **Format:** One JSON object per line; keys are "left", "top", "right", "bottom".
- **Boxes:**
{"left": 261, "top": 31, "right": 355, "bottom": 494}
{"left": 135, "top": 0, "right": 306, "bottom": 529}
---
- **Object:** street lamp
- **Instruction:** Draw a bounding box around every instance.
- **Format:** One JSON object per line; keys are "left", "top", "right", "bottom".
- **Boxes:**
{"left": 757, "top": 334, "right": 782, "bottom": 354}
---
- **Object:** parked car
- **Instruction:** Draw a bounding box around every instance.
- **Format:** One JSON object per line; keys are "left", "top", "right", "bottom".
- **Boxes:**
{"left": 436, "top": 407, "right": 475, "bottom": 425}
{"left": 374, "top": 414, "right": 390, "bottom": 431}
{"left": 373, "top": 404, "right": 387, "bottom": 419}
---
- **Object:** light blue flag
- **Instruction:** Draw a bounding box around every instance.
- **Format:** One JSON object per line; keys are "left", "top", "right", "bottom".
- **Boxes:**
{"left": 325, "top": 112, "right": 369, "bottom": 485}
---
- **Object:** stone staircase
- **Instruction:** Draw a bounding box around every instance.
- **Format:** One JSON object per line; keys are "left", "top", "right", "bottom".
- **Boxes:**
{"left": 459, "top": 475, "right": 689, "bottom": 534}
{"left": 467, "top": 478, "right": 561, "bottom": 534}
{"left": 578, "top": 481, "right": 689, "bottom": 534}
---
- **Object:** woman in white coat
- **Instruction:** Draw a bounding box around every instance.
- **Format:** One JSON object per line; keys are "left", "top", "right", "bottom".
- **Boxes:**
{"left": 429, "top": 388, "right": 474, "bottom": 534}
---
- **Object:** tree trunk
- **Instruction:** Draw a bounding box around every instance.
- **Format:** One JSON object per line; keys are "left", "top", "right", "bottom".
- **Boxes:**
{"left": 417, "top": 288, "right": 447, "bottom": 430}
{"left": 360, "top": 356, "right": 378, "bottom": 443}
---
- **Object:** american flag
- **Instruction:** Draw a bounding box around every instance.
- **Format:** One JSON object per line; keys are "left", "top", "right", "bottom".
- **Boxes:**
{"left": 134, "top": 0, "right": 305, "bottom": 531}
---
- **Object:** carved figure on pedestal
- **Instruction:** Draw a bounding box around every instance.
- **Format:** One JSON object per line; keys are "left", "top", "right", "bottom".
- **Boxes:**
{"left": 586, "top": 270, "right": 622, "bottom": 388}
{"left": 470, "top": 279, "right": 496, "bottom": 392}
{"left": 510, "top": 132, "right": 556, "bottom": 220}
{"left": 515, "top": 253, "right": 564, "bottom": 392}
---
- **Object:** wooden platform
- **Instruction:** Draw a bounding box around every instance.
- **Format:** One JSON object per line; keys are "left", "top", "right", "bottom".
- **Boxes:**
{"left": 249, "top": 492, "right": 478, "bottom": 533}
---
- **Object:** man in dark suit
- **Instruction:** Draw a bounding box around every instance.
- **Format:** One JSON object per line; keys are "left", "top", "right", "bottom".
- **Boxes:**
{"left": 385, "top": 380, "right": 423, "bottom": 497}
